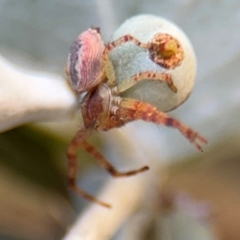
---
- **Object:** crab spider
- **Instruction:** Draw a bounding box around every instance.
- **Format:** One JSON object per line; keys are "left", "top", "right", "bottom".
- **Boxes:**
{"left": 65, "top": 27, "right": 207, "bottom": 208}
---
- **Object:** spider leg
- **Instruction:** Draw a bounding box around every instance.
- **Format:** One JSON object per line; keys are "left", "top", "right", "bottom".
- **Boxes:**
{"left": 81, "top": 141, "right": 149, "bottom": 177}
{"left": 118, "top": 98, "right": 207, "bottom": 152}
{"left": 106, "top": 34, "right": 148, "bottom": 53}
{"left": 67, "top": 128, "right": 111, "bottom": 208}
{"left": 113, "top": 71, "right": 177, "bottom": 94}
{"left": 103, "top": 34, "right": 148, "bottom": 87}
{"left": 67, "top": 127, "right": 149, "bottom": 207}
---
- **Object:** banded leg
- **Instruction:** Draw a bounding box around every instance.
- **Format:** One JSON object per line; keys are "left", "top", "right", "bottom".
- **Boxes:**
{"left": 67, "top": 128, "right": 111, "bottom": 208}
{"left": 105, "top": 34, "right": 149, "bottom": 53}
{"left": 118, "top": 98, "right": 207, "bottom": 151}
{"left": 67, "top": 128, "right": 149, "bottom": 208}
{"left": 113, "top": 71, "right": 177, "bottom": 94}
{"left": 103, "top": 34, "right": 149, "bottom": 86}
{"left": 81, "top": 141, "right": 149, "bottom": 177}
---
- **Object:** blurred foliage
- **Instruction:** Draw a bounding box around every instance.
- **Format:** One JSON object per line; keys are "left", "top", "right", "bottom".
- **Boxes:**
{"left": 0, "top": 126, "right": 83, "bottom": 240}
{"left": 0, "top": 125, "right": 68, "bottom": 197}
{"left": 162, "top": 135, "right": 240, "bottom": 240}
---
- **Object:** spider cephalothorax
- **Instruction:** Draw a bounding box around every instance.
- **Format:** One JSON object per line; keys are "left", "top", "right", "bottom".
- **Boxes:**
{"left": 65, "top": 27, "right": 207, "bottom": 208}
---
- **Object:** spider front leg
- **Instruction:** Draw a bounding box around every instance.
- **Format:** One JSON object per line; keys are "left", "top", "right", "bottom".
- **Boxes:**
{"left": 67, "top": 128, "right": 149, "bottom": 208}
{"left": 103, "top": 34, "right": 178, "bottom": 92}
{"left": 117, "top": 98, "right": 207, "bottom": 151}
{"left": 103, "top": 32, "right": 184, "bottom": 88}
{"left": 113, "top": 71, "right": 177, "bottom": 94}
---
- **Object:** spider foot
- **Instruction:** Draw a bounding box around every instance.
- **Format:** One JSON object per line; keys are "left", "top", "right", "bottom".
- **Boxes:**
{"left": 109, "top": 165, "right": 149, "bottom": 177}
{"left": 188, "top": 132, "right": 208, "bottom": 152}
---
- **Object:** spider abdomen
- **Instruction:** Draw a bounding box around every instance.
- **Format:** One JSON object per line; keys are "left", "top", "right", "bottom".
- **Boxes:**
{"left": 66, "top": 28, "right": 105, "bottom": 93}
